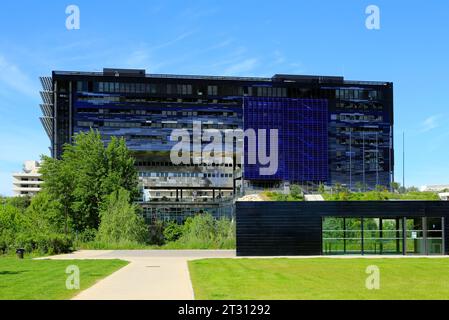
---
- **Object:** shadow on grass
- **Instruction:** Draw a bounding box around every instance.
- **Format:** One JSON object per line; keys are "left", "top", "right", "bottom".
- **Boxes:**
{"left": 0, "top": 270, "right": 29, "bottom": 275}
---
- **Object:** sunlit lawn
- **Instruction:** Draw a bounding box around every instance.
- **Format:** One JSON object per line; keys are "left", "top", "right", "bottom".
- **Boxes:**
{"left": 0, "top": 256, "right": 128, "bottom": 300}
{"left": 189, "top": 258, "right": 449, "bottom": 300}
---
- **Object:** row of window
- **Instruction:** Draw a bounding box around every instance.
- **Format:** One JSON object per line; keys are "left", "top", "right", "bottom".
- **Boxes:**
{"left": 335, "top": 89, "right": 382, "bottom": 101}
{"left": 136, "top": 161, "right": 235, "bottom": 167}
{"left": 138, "top": 172, "right": 233, "bottom": 178}
{"left": 77, "top": 81, "right": 386, "bottom": 102}
{"left": 76, "top": 121, "right": 239, "bottom": 130}
{"left": 79, "top": 81, "right": 291, "bottom": 98}
{"left": 336, "top": 102, "right": 384, "bottom": 110}
{"left": 76, "top": 108, "right": 238, "bottom": 118}
{"left": 337, "top": 114, "right": 383, "bottom": 122}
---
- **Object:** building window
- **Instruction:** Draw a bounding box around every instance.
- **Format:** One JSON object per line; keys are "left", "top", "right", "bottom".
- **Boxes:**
{"left": 207, "top": 85, "right": 218, "bottom": 96}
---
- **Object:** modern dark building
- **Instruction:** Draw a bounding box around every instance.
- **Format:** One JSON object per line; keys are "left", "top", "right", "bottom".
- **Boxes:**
{"left": 39, "top": 68, "right": 393, "bottom": 222}
{"left": 236, "top": 201, "right": 449, "bottom": 256}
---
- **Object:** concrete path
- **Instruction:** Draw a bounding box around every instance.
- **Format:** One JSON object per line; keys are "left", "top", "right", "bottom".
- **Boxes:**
{"left": 41, "top": 250, "right": 235, "bottom": 300}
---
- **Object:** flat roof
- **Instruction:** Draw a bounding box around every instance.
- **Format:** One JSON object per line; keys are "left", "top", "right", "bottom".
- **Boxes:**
{"left": 51, "top": 69, "right": 391, "bottom": 86}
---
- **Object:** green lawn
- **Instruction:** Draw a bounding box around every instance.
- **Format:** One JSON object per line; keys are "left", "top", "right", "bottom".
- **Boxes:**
{"left": 0, "top": 257, "right": 128, "bottom": 300}
{"left": 189, "top": 258, "right": 449, "bottom": 300}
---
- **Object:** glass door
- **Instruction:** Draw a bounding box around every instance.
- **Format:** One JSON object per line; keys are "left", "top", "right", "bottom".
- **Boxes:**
{"left": 427, "top": 217, "right": 443, "bottom": 255}
{"left": 406, "top": 218, "right": 425, "bottom": 255}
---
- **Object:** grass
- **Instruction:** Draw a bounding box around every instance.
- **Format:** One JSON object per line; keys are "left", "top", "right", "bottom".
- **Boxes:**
{"left": 188, "top": 258, "right": 449, "bottom": 300}
{"left": 75, "top": 240, "right": 235, "bottom": 250}
{"left": 262, "top": 191, "right": 304, "bottom": 201}
{"left": 0, "top": 256, "right": 128, "bottom": 300}
{"left": 322, "top": 191, "right": 440, "bottom": 201}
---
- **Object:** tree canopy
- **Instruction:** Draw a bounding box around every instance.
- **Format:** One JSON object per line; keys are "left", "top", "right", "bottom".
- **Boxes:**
{"left": 39, "top": 129, "right": 139, "bottom": 233}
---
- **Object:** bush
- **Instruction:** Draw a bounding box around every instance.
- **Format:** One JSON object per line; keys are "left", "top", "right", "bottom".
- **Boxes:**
{"left": 76, "top": 228, "right": 97, "bottom": 243}
{"left": 0, "top": 233, "right": 12, "bottom": 254}
{"left": 163, "top": 221, "right": 184, "bottom": 242}
{"left": 36, "top": 234, "right": 73, "bottom": 255}
{"left": 171, "top": 214, "right": 235, "bottom": 249}
{"left": 12, "top": 233, "right": 73, "bottom": 255}
{"left": 148, "top": 220, "right": 165, "bottom": 245}
{"left": 96, "top": 188, "right": 148, "bottom": 244}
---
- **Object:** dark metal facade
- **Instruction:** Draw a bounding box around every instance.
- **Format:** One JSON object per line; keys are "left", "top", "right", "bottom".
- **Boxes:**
{"left": 236, "top": 201, "right": 449, "bottom": 256}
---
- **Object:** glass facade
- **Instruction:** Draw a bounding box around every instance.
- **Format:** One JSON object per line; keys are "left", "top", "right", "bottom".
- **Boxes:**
{"left": 323, "top": 216, "right": 443, "bottom": 255}
{"left": 243, "top": 97, "right": 328, "bottom": 183}
{"left": 39, "top": 70, "right": 394, "bottom": 221}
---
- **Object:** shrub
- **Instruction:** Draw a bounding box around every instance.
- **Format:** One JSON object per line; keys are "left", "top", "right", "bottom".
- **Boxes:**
{"left": 173, "top": 214, "right": 235, "bottom": 249}
{"left": 148, "top": 220, "right": 165, "bottom": 245}
{"left": 96, "top": 188, "right": 148, "bottom": 244}
{"left": 12, "top": 233, "right": 73, "bottom": 255}
{"left": 76, "top": 228, "right": 97, "bottom": 243}
{"left": 36, "top": 234, "right": 73, "bottom": 255}
{"left": 163, "top": 221, "right": 184, "bottom": 242}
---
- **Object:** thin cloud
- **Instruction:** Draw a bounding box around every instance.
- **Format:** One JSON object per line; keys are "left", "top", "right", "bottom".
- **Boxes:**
{"left": 0, "top": 55, "right": 39, "bottom": 99}
{"left": 420, "top": 114, "right": 442, "bottom": 133}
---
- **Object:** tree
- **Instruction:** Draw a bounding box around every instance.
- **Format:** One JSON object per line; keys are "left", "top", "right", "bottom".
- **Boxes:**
{"left": 39, "top": 156, "right": 75, "bottom": 235}
{"left": 407, "top": 186, "right": 419, "bottom": 193}
{"left": 96, "top": 188, "right": 148, "bottom": 244}
{"left": 39, "top": 129, "right": 139, "bottom": 234}
{"left": 25, "top": 190, "right": 65, "bottom": 234}
{"left": 375, "top": 185, "right": 387, "bottom": 192}
{"left": 317, "top": 183, "right": 325, "bottom": 194}
{"left": 391, "top": 182, "right": 401, "bottom": 193}
{"left": 355, "top": 182, "right": 365, "bottom": 192}
{"left": 290, "top": 184, "right": 302, "bottom": 199}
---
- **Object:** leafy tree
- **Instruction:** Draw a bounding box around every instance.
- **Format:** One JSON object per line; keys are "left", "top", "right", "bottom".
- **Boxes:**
{"left": 290, "top": 184, "right": 302, "bottom": 199}
{"left": 96, "top": 188, "right": 148, "bottom": 244}
{"left": 354, "top": 182, "right": 365, "bottom": 192}
{"left": 407, "top": 186, "right": 420, "bottom": 193}
{"left": 39, "top": 155, "right": 75, "bottom": 234}
{"left": 39, "top": 129, "right": 138, "bottom": 233}
{"left": 25, "top": 191, "right": 65, "bottom": 234}
{"left": 391, "top": 182, "right": 401, "bottom": 193}
{"left": 375, "top": 185, "right": 387, "bottom": 192}
{"left": 318, "top": 183, "right": 325, "bottom": 194}
{"left": 6, "top": 196, "right": 32, "bottom": 210}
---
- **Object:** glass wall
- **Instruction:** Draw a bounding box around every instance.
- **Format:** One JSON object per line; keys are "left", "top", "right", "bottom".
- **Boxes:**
{"left": 323, "top": 217, "right": 442, "bottom": 255}
{"left": 405, "top": 218, "right": 425, "bottom": 255}
{"left": 426, "top": 217, "right": 443, "bottom": 255}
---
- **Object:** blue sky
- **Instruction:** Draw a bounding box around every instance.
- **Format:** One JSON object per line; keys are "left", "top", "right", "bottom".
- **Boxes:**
{"left": 0, "top": 0, "right": 448, "bottom": 195}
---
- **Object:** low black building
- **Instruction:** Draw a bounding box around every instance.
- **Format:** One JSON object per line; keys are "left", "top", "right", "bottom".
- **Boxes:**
{"left": 236, "top": 201, "right": 449, "bottom": 256}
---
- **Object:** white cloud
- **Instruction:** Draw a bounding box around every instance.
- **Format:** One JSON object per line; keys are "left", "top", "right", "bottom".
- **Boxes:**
{"left": 420, "top": 114, "right": 442, "bottom": 133}
{"left": 0, "top": 55, "right": 39, "bottom": 99}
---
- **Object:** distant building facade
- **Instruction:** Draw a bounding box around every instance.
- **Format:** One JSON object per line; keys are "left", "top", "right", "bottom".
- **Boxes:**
{"left": 420, "top": 185, "right": 449, "bottom": 192}
{"left": 39, "top": 68, "right": 394, "bottom": 222}
{"left": 12, "top": 161, "right": 42, "bottom": 197}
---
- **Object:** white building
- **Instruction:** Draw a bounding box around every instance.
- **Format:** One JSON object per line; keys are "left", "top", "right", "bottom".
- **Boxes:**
{"left": 420, "top": 185, "right": 449, "bottom": 192}
{"left": 439, "top": 193, "right": 449, "bottom": 201}
{"left": 12, "top": 161, "right": 43, "bottom": 197}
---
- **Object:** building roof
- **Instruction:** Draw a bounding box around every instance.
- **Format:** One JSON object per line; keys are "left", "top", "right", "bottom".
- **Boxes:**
{"left": 51, "top": 68, "right": 391, "bottom": 86}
